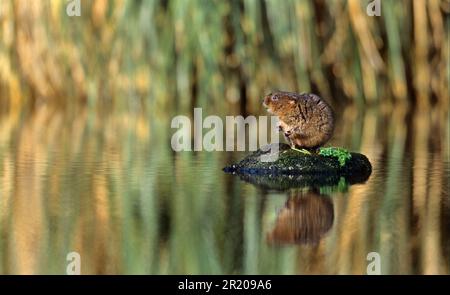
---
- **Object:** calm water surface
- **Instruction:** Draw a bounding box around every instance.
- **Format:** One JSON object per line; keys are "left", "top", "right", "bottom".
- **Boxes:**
{"left": 0, "top": 106, "right": 448, "bottom": 274}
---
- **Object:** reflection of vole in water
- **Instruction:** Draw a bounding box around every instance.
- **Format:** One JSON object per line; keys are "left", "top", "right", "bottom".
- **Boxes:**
{"left": 267, "top": 190, "right": 334, "bottom": 245}
{"left": 263, "top": 91, "right": 334, "bottom": 151}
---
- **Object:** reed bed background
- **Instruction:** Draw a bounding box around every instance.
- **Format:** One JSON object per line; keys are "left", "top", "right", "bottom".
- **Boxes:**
{"left": 0, "top": 0, "right": 448, "bottom": 114}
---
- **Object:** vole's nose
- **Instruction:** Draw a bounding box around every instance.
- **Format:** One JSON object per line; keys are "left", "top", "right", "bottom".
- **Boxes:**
{"left": 262, "top": 93, "right": 272, "bottom": 107}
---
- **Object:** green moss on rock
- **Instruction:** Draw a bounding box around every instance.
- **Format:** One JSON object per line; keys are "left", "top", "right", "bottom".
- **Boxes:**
{"left": 318, "top": 147, "right": 352, "bottom": 167}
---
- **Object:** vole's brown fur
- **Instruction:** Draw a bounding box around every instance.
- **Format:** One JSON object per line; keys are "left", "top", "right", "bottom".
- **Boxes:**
{"left": 263, "top": 91, "right": 334, "bottom": 150}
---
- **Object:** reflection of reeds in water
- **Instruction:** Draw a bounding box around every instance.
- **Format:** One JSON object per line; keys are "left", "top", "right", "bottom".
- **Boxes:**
{"left": 0, "top": 107, "right": 151, "bottom": 274}
{"left": 0, "top": 96, "right": 448, "bottom": 274}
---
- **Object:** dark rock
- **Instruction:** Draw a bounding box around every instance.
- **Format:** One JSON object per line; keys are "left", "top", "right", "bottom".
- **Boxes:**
{"left": 223, "top": 143, "right": 372, "bottom": 190}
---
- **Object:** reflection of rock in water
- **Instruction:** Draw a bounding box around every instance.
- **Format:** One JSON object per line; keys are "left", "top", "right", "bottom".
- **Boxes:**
{"left": 267, "top": 190, "right": 334, "bottom": 245}
{"left": 236, "top": 173, "right": 360, "bottom": 192}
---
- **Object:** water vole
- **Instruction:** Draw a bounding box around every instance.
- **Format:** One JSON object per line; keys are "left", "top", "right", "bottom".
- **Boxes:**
{"left": 263, "top": 91, "right": 334, "bottom": 151}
